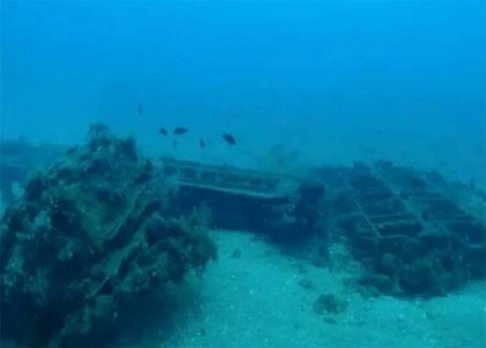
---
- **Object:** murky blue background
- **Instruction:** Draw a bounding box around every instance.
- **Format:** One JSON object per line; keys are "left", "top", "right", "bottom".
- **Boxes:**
{"left": 2, "top": 1, "right": 485, "bottom": 176}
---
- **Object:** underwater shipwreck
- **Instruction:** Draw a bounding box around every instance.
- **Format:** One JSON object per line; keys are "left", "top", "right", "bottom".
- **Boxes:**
{"left": 1, "top": 125, "right": 485, "bottom": 346}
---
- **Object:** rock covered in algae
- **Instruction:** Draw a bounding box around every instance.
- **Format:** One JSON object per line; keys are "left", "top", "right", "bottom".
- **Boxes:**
{"left": 0, "top": 124, "right": 216, "bottom": 347}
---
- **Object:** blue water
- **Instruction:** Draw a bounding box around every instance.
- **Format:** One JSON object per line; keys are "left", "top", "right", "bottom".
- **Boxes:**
{"left": 2, "top": 1, "right": 485, "bottom": 145}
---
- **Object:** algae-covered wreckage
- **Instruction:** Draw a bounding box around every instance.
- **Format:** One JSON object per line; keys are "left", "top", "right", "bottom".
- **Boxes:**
{"left": 161, "top": 157, "right": 326, "bottom": 242}
{"left": 160, "top": 156, "right": 486, "bottom": 296}
{"left": 0, "top": 125, "right": 216, "bottom": 347}
{"left": 324, "top": 161, "right": 486, "bottom": 296}
{"left": 1, "top": 125, "right": 485, "bottom": 346}
{"left": 0, "top": 138, "right": 66, "bottom": 204}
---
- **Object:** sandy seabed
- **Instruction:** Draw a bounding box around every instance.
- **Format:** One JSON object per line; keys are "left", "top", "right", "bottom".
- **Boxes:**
{"left": 163, "top": 230, "right": 486, "bottom": 348}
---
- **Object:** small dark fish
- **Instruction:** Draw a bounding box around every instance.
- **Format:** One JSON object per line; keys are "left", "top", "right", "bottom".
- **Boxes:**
{"left": 159, "top": 127, "right": 168, "bottom": 136}
{"left": 137, "top": 101, "right": 144, "bottom": 114}
{"left": 222, "top": 133, "right": 236, "bottom": 145}
{"left": 173, "top": 127, "right": 188, "bottom": 135}
{"left": 199, "top": 138, "right": 206, "bottom": 148}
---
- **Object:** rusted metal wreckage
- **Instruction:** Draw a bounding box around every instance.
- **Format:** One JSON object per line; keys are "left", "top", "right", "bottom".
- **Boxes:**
{"left": 159, "top": 157, "right": 486, "bottom": 295}
{"left": 160, "top": 157, "right": 326, "bottom": 241}
{"left": 336, "top": 161, "right": 486, "bottom": 295}
{"left": 1, "top": 139, "right": 485, "bottom": 296}
{"left": 159, "top": 157, "right": 484, "bottom": 242}
{"left": 1, "top": 140, "right": 484, "bottom": 254}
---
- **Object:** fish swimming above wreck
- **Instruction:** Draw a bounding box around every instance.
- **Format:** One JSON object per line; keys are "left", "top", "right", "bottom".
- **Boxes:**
{"left": 173, "top": 127, "right": 188, "bottom": 135}
{"left": 137, "top": 101, "right": 144, "bottom": 115}
{"left": 222, "top": 132, "right": 236, "bottom": 145}
{"left": 159, "top": 127, "right": 168, "bottom": 136}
